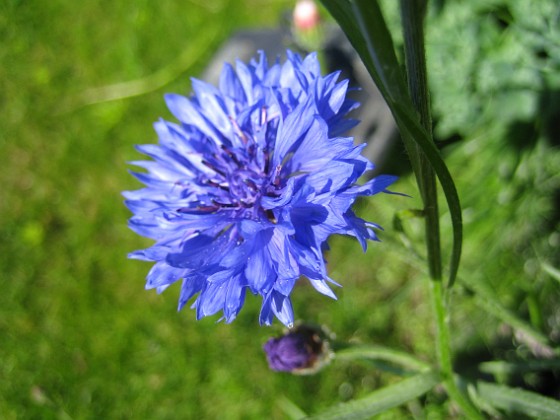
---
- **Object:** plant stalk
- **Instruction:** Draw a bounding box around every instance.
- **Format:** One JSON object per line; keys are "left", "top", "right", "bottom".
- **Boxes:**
{"left": 431, "top": 281, "right": 482, "bottom": 418}
{"left": 399, "top": 1, "right": 481, "bottom": 417}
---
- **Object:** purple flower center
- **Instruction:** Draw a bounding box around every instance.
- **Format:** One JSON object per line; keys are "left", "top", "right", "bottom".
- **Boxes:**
{"left": 227, "top": 167, "right": 265, "bottom": 206}
{"left": 195, "top": 121, "right": 285, "bottom": 223}
{"left": 200, "top": 147, "right": 262, "bottom": 197}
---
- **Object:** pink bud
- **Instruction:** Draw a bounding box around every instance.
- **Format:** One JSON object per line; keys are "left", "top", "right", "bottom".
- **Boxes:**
{"left": 293, "top": 0, "right": 320, "bottom": 31}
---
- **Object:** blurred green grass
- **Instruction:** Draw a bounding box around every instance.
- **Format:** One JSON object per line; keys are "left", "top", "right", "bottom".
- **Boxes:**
{"left": 1, "top": 0, "right": 559, "bottom": 418}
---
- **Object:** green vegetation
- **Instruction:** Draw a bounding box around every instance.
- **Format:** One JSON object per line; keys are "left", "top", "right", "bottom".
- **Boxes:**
{"left": 1, "top": 0, "right": 559, "bottom": 418}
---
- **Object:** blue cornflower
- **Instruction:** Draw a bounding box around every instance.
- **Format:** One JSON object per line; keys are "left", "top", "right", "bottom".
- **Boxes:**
{"left": 124, "top": 50, "right": 397, "bottom": 327}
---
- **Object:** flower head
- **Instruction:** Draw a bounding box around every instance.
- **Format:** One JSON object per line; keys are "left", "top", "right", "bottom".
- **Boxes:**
{"left": 124, "top": 50, "right": 397, "bottom": 327}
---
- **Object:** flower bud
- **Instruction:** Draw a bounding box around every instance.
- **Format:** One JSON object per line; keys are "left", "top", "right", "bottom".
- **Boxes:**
{"left": 293, "top": 0, "right": 320, "bottom": 31}
{"left": 263, "top": 324, "right": 332, "bottom": 374}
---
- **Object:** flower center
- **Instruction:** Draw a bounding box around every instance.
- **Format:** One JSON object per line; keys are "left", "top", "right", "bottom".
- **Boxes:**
{"left": 227, "top": 167, "right": 265, "bottom": 207}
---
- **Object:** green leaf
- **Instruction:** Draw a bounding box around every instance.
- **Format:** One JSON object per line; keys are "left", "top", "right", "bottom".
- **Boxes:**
{"left": 307, "top": 371, "right": 439, "bottom": 419}
{"left": 277, "top": 395, "right": 307, "bottom": 420}
{"left": 320, "top": 0, "right": 463, "bottom": 288}
{"left": 320, "top": 0, "right": 405, "bottom": 105}
{"left": 479, "top": 359, "right": 560, "bottom": 376}
{"left": 542, "top": 262, "right": 560, "bottom": 284}
{"left": 463, "top": 274, "right": 553, "bottom": 349}
{"left": 475, "top": 381, "right": 560, "bottom": 419}
{"left": 391, "top": 105, "right": 463, "bottom": 288}
{"left": 348, "top": 0, "right": 411, "bottom": 106}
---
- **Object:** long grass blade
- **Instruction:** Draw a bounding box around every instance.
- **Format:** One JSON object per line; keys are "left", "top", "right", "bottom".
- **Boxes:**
{"left": 307, "top": 371, "right": 439, "bottom": 419}
{"left": 475, "top": 381, "right": 560, "bottom": 419}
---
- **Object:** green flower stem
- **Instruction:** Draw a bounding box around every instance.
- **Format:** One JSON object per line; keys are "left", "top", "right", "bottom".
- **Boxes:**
{"left": 432, "top": 281, "right": 482, "bottom": 418}
{"left": 333, "top": 344, "right": 432, "bottom": 373}
{"left": 399, "top": 1, "right": 481, "bottom": 417}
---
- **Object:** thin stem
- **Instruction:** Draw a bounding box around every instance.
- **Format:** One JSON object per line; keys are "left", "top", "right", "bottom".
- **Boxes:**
{"left": 333, "top": 343, "right": 432, "bottom": 372}
{"left": 432, "top": 281, "right": 482, "bottom": 418}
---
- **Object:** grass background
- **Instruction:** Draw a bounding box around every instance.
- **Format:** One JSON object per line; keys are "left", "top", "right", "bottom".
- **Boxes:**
{"left": 1, "top": 0, "right": 559, "bottom": 418}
